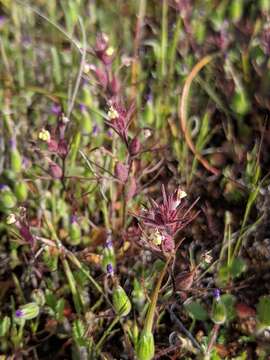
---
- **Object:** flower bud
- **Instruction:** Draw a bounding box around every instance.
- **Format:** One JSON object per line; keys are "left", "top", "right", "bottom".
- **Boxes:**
{"left": 10, "top": 139, "right": 22, "bottom": 173}
{"left": 136, "top": 330, "right": 155, "bottom": 360}
{"left": 31, "top": 289, "right": 45, "bottom": 306}
{"left": 14, "top": 181, "right": 28, "bottom": 202}
{"left": 0, "top": 185, "right": 16, "bottom": 210}
{"left": 15, "top": 302, "right": 40, "bottom": 321}
{"left": 129, "top": 137, "right": 141, "bottom": 156}
{"left": 0, "top": 316, "right": 11, "bottom": 337}
{"left": 112, "top": 285, "right": 132, "bottom": 317}
{"left": 102, "top": 238, "right": 116, "bottom": 272}
{"left": 49, "top": 162, "right": 63, "bottom": 179}
{"left": 211, "top": 290, "right": 227, "bottom": 325}
{"left": 69, "top": 215, "right": 81, "bottom": 245}
{"left": 115, "top": 162, "right": 129, "bottom": 183}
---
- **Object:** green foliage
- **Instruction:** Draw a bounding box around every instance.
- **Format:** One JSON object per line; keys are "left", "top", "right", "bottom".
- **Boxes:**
{"left": 257, "top": 296, "right": 270, "bottom": 327}
{"left": 184, "top": 301, "right": 209, "bottom": 321}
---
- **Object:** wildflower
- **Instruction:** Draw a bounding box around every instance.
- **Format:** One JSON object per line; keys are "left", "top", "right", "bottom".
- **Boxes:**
{"left": 94, "top": 33, "right": 114, "bottom": 65}
{"left": 38, "top": 128, "right": 51, "bottom": 142}
{"left": 135, "top": 185, "right": 198, "bottom": 254}
{"left": 107, "top": 106, "right": 119, "bottom": 120}
{"left": 211, "top": 289, "right": 227, "bottom": 324}
{"left": 51, "top": 103, "right": 62, "bottom": 116}
{"left": 106, "top": 46, "right": 114, "bottom": 57}
{"left": 15, "top": 302, "right": 40, "bottom": 321}
{"left": 107, "top": 263, "right": 114, "bottom": 276}
{"left": 105, "top": 101, "right": 135, "bottom": 146}
{"left": 6, "top": 213, "right": 17, "bottom": 225}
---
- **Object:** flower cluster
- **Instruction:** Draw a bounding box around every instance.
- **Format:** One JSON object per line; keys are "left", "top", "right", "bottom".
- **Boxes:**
{"left": 136, "top": 185, "right": 198, "bottom": 254}
{"left": 7, "top": 208, "right": 35, "bottom": 246}
{"left": 106, "top": 100, "right": 136, "bottom": 147}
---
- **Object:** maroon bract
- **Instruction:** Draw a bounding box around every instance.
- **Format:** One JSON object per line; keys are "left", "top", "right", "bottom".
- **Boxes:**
{"left": 106, "top": 101, "right": 135, "bottom": 146}
{"left": 135, "top": 185, "right": 198, "bottom": 254}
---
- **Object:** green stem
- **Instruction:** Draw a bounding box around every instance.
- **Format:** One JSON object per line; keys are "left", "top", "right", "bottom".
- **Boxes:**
{"left": 144, "top": 256, "right": 172, "bottom": 334}
{"left": 96, "top": 316, "right": 120, "bottom": 351}
{"left": 62, "top": 258, "right": 83, "bottom": 314}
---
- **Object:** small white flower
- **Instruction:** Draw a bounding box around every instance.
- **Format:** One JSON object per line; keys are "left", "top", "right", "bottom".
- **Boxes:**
{"left": 6, "top": 213, "right": 16, "bottom": 225}
{"left": 38, "top": 129, "right": 51, "bottom": 142}
{"left": 106, "top": 46, "right": 114, "bottom": 57}
{"left": 107, "top": 106, "right": 119, "bottom": 120}
{"left": 149, "top": 229, "right": 164, "bottom": 246}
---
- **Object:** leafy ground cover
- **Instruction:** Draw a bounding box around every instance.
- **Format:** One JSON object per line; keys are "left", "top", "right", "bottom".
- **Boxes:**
{"left": 1, "top": 0, "right": 270, "bottom": 359}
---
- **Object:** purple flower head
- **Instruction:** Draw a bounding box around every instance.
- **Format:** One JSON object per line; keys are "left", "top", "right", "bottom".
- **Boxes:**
{"left": 0, "top": 184, "right": 8, "bottom": 191}
{"left": 15, "top": 309, "right": 23, "bottom": 318}
{"left": 107, "top": 263, "right": 114, "bottom": 276}
{"left": 138, "top": 185, "right": 197, "bottom": 237}
{"left": 135, "top": 185, "right": 198, "bottom": 254}
{"left": 213, "top": 288, "right": 221, "bottom": 301}
{"left": 51, "top": 103, "right": 62, "bottom": 116}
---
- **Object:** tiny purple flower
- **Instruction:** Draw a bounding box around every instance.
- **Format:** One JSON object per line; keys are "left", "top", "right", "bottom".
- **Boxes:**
{"left": 105, "top": 238, "right": 113, "bottom": 249}
{"left": 213, "top": 288, "right": 221, "bottom": 301}
{"left": 15, "top": 309, "right": 23, "bottom": 318}
{"left": 79, "top": 103, "right": 87, "bottom": 112}
{"left": 92, "top": 124, "right": 100, "bottom": 136}
{"left": 107, "top": 263, "right": 114, "bottom": 276}
{"left": 51, "top": 103, "right": 62, "bottom": 116}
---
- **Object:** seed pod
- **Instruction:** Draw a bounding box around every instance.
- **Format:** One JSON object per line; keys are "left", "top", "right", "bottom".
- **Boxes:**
{"left": 31, "top": 289, "right": 46, "bottom": 306}
{"left": 211, "top": 295, "right": 227, "bottom": 325}
{"left": 14, "top": 181, "right": 28, "bottom": 202}
{"left": 231, "top": 90, "right": 250, "bottom": 115}
{"left": 229, "top": 0, "right": 243, "bottom": 22}
{"left": 0, "top": 185, "right": 16, "bottom": 211}
{"left": 10, "top": 139, "right": 22, "bottom": 173}
{"left": 15, "top": 302, "right": 40, "bottom": 321}
{"left": 102, "top": 242, "right": 116, "bottom": 272}
{"left": 144, "top": 97, "right": 154, "bottom": 125}
{"left": 43, "top": 245, "right": 59, "bottom": 272}
{"left": 80, "top": 106, "right": 92, "bottom": 135}
{"left": 112, "top": 285, "right": 131, "bottom": 317}
{"left": 69, "top": 215, "right": 81, "bottom": 245}
{"left": 0, "top": 316, "right": 11, "bottom": 337}
{"left": 129, "top": 137, "right": 141, "bottom": 156}
{"left": 136, "top": 330, "right": 155, "bottom": 360}
{"left": 260, "top": 0, "right": 270, "bottom": 12}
